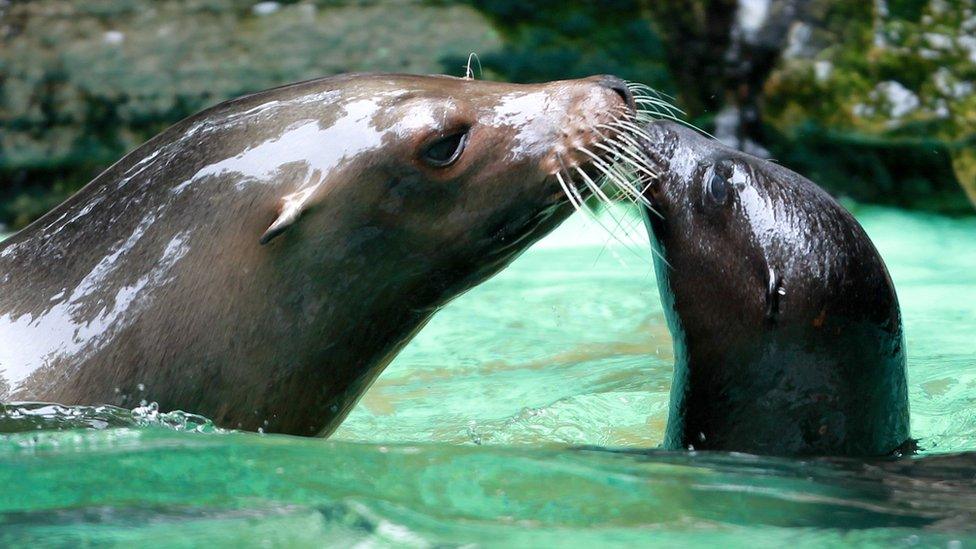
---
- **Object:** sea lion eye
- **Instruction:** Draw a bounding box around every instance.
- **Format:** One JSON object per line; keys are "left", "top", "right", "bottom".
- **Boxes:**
{"left": 422, "top": 131, "right": 469, "bottom": 167}
{"left": 707, "top": 171, "right": 730, "bottom": 205}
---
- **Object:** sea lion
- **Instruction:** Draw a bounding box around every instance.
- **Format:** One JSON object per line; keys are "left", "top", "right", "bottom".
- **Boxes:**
{"left": 635, "top": 120, "right": 910, "bottom": 456}
{"left": 0, "top": 73, "right": 637, "bottom": 436}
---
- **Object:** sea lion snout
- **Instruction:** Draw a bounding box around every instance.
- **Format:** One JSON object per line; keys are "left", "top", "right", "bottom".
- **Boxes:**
{"left": 595, "top": 74, "right": 637, "bottom": 111}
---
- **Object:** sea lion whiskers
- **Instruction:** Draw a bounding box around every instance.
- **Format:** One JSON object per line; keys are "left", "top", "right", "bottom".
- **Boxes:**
{"left": 600, "top": 111, "right": 655, "bottom": 142}
{"left": 625, "top": 82, "right": 684, "bottom": 116}
{"left": 586, "top": 139, "right": 657, "bottom": 194}
{"left": 574, "top": 144, "right": 651, "bottom": 209}
{"left": 554, "top": 153, "right": 589, "bottom": 214}
{"left": 632, "top": 98, "right": 684, "bottom": 121}
{"left": 591, "top": 161, "right": 657, "bottom": 237}
{"left": 606, "top": 119, "right": 655, "bottom": 142}
{"left": 625, "top": 86, "right": 718, "bottom": 140}
{"left": 600, "top": 104, "right": 670, "bottom": 220}
{"left": 585, "top": 109, "right": 659, "bottom": 186}
{"left": 626, "top": 89, "right": 680, "bottom": 112}
{"left": 624, "top": 81, "right": 670, "bottom": 97}
{"left": 576, "top": 154, "right": 667, "bottom": 260}
{"left": 553, "top": 154, "right": 621, "bottom": 239}
{"left": 463, "top": 52, "right": 483, "bottom": 80}
{"left": 571, "top": 165, "right": 648, "bottom": 258}
{"left": 587, "top": 111, "right": 657, "bottom": 171}
{"left": 622, "top": 82, "right": 686, "bottom": 128}
{"left": 573, "top": 164, "right": 615, "bottom": 208}
{"left": 569, "top": 135, "right": 637, "bottom": 188}
{"left": 592, "top": 122, "right": 659, "bottom": 179}
{"left": 564, "top": 107, "right": 665, "bottom": 237}
{"left": 554, "top": 170, "right": 584, "bottom": 214}
{"left": 610, "top": 100, "right": 674, "bottom": 126}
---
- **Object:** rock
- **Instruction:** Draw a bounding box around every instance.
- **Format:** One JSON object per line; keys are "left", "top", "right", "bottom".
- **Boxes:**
{"left": 764, "top": 0, "right": 976, "bottom": 211}
{"left": 0, "top": 0, "right": 501, "bottom": 228}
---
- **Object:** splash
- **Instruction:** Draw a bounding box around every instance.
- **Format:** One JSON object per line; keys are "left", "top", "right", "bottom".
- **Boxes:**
{"left": 0, "top": 401, "right": 220, "bottom": 434}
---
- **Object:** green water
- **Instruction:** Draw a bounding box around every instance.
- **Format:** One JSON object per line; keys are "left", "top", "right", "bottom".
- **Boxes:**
{"left": 2, "top": 205, "right": 975, "bottom": 547}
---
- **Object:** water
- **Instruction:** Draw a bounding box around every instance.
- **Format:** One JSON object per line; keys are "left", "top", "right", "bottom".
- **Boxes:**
{"left": 1, "top": 204, "right": 975, "bottom": 546}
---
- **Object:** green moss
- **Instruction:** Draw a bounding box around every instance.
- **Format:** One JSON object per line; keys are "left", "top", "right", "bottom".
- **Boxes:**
{"left": 451, "top": 0, "right": 673, "bottom": 90}
{"left": 886, "top": 0, "right": 930, "bottom": 21}
{"left": 764, "top": 0, "right": 976, "bottom": 211}
{"left": 766, "top": 123, "right": 972, "bottom": 214}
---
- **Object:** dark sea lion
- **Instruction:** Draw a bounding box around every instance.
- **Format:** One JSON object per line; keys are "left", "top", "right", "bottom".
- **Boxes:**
{"left": 636, "top": 120, "right": 910, "bottom": 456}
{"left": 0, "top": 73, "right": 635, "bottom": 435}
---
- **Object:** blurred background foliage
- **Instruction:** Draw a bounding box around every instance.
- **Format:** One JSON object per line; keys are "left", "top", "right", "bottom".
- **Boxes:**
{"left": 0, "top": 0, "right": 973, "bottom": 230}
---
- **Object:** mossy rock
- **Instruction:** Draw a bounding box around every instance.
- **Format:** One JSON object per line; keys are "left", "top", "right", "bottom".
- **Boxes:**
{"left": 764, "top": 0, "right": 976, "bottom": 212}
{"left": 0, "top": 0, "right": 502, "bottom": 229}
{"left": 766, "top": 123, "right": 972, "bottom": 214}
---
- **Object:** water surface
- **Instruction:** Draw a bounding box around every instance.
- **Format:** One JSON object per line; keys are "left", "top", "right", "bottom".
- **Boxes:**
{"left": 1, "top": 205, "right": 975, "bottom": 546}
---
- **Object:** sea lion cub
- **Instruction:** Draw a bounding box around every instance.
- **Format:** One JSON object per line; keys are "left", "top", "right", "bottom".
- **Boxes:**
{"left": 637, "top": 120, "right": 910, "bottom": 456}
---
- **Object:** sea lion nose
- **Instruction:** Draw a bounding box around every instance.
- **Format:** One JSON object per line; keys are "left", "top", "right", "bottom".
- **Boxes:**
{"left": 596, "top": 75, "right": 636, "bottom": 113}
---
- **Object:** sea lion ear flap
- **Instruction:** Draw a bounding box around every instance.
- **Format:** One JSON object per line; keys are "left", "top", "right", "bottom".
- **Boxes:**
{"left": 260, "top": 188, "right": 316, "bottom": 245}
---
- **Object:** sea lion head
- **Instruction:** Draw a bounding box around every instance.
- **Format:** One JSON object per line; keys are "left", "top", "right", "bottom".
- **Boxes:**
{"left": 636, "top": 119, "right": 898, "bottom": 344}
{"left": 187, "top": 73, "right": 641, "bottom": 432}
{"left": 635, "top": 120, "right": 909, "bottom": 456}
{"left": 637, "top": 119, "right": 788, "bottom": 328}
{"left": 256, "top": 74, "right": 637, "bottom": 296}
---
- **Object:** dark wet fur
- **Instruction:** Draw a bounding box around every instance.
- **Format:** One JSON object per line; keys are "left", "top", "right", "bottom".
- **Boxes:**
{"left": 638, "top": 121, "right": 910, "bottom": 457}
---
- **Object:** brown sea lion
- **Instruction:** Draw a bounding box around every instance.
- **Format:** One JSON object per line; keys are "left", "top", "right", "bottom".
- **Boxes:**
{"left": 636, "top": 120, "right": 910, "bottom": 456}
{"left": 0, "top": 73, "right": 636, "bottom": 435}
